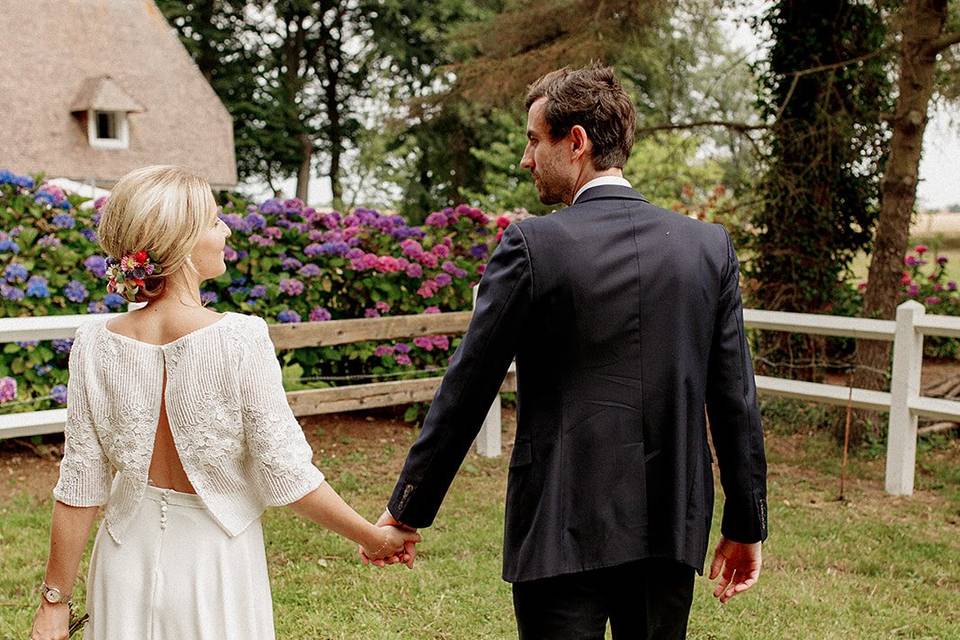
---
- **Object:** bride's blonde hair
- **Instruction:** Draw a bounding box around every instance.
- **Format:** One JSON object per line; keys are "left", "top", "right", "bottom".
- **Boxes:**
{"left": 98, "top": 165, "right": 217, "bottom": 302}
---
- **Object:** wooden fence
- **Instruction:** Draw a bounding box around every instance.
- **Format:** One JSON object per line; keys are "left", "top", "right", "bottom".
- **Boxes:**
{"left": 2, "top": 300, "right": 959, "bottom": 495}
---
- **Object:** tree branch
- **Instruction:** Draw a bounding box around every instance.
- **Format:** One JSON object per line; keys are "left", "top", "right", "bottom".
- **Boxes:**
{"left": 636, "top": 120, "right": 768, "bottom": 135}
{"left": 928, "top": 32, "right": 960, "bottom": 55}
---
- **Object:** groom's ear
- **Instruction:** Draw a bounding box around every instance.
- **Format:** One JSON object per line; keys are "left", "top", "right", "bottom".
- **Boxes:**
{"left": 569, "top": 125, "right": 591, "bottom": 163}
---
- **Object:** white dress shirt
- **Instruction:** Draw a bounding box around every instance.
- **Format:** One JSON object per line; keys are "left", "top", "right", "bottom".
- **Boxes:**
{"left": 572, "top": 176, "right": 633, "bottom": 204}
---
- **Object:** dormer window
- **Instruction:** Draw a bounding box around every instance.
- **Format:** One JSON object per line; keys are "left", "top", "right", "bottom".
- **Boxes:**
{"left": 87, "top": 110, "right": 129, "bottom": 149}
{"left": 70, "top": 75, "right": 145, "bottom": 151}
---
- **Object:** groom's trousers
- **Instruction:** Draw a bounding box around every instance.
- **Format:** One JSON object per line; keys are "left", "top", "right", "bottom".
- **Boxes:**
{"left": 511, "top": 558, "right": 695, "bottom": 640}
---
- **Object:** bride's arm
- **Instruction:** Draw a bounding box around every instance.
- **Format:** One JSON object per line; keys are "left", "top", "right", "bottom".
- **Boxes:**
{"left": 30, "top": 502, "right": 99, "bottom": 640}
{"left": 288, "top": 484, "right": 420, "bottom": 563}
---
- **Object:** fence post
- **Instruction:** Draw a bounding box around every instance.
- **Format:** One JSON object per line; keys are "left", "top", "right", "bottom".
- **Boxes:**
{"left": 885, "top": 300, "right": 925, "bottom": 496}
{"left": 473, "top": 286, "right": 502, "bottom": 457}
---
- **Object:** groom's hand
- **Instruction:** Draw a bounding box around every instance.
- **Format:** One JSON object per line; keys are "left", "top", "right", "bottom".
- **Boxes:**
{"left": 709, "top": 536, "right": 762, "bottom": 604}
{"left": 359, "top": 510, "right": 419, "bottom": 569}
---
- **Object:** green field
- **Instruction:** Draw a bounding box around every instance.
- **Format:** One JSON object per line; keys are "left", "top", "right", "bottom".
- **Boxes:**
{"left": 2, "top": 410, "right": 959, "bottom": 639}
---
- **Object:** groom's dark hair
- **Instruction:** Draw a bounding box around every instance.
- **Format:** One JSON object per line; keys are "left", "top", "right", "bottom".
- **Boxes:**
{"left": 525, "top": 64, "right": 636, "bottom": 170}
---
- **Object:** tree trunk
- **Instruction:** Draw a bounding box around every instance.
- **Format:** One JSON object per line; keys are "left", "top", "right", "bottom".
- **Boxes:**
{"left": 855, "top": 0, "right": 950, "bottom": 395}
{"left": 322, "top": 9, "right": 345, "bottom": 211}
{"left": 296, "top": 133, "right": 312, "bottom": 202}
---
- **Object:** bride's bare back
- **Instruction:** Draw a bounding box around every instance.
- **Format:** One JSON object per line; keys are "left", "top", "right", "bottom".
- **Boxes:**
{"left": 105, "top": 306, "right": 226, "bottom": 494}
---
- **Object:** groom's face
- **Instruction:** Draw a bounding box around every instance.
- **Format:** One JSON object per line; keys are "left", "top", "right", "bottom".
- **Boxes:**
{"left": 521, "top": 98, "right": 573, "bottom": 205}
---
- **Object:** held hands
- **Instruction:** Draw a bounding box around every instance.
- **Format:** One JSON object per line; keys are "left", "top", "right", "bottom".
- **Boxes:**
{"left": 30, "top": 601, "right": 70, "bottom": 640}
{"left": 358, "top": 510, "right": 421, "bottom": 569}
{"left": 709, "top": 536, "right": 762, "bottom": 604}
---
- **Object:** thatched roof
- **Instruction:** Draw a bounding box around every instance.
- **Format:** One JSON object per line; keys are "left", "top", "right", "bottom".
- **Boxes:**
{"left": 0, "top": 0, "right": 237, "bottom": 188}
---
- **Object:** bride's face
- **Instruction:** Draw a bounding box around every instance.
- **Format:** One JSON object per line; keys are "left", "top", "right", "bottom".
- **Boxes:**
{"left": 189, "top": 213, "right": 231, "bottom": 282}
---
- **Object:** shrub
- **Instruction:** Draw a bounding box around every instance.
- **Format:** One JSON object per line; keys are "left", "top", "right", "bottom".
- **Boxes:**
{"left": 0, "top": 169, "right": 499, "bottom": 414}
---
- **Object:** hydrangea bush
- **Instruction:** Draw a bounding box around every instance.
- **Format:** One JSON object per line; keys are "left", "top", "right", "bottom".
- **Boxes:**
{"left": 1, "top": 169, "right": 506, "bottom": 414}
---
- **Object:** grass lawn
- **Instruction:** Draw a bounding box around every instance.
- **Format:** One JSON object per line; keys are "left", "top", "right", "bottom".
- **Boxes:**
{"left": 2, "top": 408, "right": 959, "bottom": 639}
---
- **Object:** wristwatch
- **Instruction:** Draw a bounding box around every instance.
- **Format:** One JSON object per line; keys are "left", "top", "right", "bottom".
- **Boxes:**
{"left": 40, "top": 582, "right": 71, "bottom": 606}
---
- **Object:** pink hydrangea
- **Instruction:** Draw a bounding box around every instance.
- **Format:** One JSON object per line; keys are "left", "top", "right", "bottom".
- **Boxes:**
{"left": 417, "top": 279, "right": 439, "bottom": 298}
{"left": 414, "top": 336, "right": 434, "bottom": 351}
{"left": 375, "top": 301, "right": 391, "bottom": 313}
{"left": 419, "top": 253, "right": 439, "bottom": 268}
{"left": 396, "top": 354, "right": 412, "bottom": 366}
{"left": 0, "top": 376, "right": 16, "bottom": 403}
{"left": 376, "top": 256, "right": 401, "bottom": 273}
{"left": 424, "top": 306, "right": 440, "bottom": 314}
{"left": 405, "top": 263, "right": 423, "bottom": 278}
{"left": 374, "top": 345, "right": 395, "bottom": 357}
{"left": 365, "top": 308, "right": 381, "bottom": 318}
{"left": 432, "top": 244, "right": 450, "bottom": 258}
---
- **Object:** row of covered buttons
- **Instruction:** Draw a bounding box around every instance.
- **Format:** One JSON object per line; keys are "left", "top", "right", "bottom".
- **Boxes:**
{"left": 160, "top": 489, "right": 170, "bottom": 530}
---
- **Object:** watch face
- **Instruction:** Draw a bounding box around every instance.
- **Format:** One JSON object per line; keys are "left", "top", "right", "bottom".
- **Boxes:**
{"left": 43, "top": 587, "right": 61, "bottom": 603}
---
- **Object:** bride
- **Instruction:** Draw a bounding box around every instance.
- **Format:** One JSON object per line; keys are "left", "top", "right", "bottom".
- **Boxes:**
{"left": 29, "top": 165, "right": 419, "bottom": 640}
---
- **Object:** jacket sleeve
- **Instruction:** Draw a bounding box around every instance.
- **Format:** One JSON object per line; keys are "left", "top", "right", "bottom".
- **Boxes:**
{"left": 240, "top": 318, "right": 325, "bottom": 506}
{"left": 53, "top": 323, "right": 113, "bottom": 506}
{"left": 705, "top": 226, "right": 768, "bottom": 543}
{"left": 388, "top": 224, "right": 533, "bottom": 528}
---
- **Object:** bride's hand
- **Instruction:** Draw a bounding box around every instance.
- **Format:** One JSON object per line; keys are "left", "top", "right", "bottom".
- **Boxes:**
{"left": 360, "top": 525, "right": 421, "bottom": 567}
{"left": 30, "top": 601, "right": 70, "bottom": 640}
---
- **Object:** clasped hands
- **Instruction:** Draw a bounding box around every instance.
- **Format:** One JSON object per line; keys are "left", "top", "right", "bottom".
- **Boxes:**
{"left": 358, "top": 510, "right": 421, "bottom": 569}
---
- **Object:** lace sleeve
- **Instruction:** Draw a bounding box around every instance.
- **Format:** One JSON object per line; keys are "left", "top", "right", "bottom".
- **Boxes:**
{"left": 240, "top": 318, "right": 325, "bottom": 506}
{"left": 53, "top": 323, "right": 112, "bottom": 506}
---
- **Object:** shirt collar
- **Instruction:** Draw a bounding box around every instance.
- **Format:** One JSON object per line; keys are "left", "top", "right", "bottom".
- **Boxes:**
{"left": 573, "top": 176, "right": 632, "bottom": 204}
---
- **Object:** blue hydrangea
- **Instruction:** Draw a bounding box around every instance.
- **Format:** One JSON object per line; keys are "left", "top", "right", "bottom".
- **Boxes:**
{"left": 0, "top": 236, "right": 20, "bottom": 254}
{"left": 64, "top": 280, "right": 89, "bottom": 303}
{"left": 1, "top": 284, "right": 25, "bottom": 301}
{"left": 200, "top": 291, "right": 219, "bottom": 304}
{"left": 50, "top": 384, "right": 68, "bottom": 404}
{"left": 52, "top": 339, "right": 73, "bottom": 354}
{"left": 81, "top": 228, "right": 97, "bottom": 242}
{"left": 15, "top": 341, "right": 38, "bottom": 348}
{"left": 87, "top": 300, "right": 109, "bottom": 314}
{"left": 277, "top": 309, "right": 301, "bottom": 323}
{"left": 3, "top": 263, "right": 28, "bottom": 283}
{"left": 0, "top": 170, "right": 34, "bottom": 189}
{"left": 249, "top": 285, "right": 267, "bottom": 299}
{"left": 245, "top": 212, "right": 268, "bottom": 229}
{"left": 26, "top": 275, "right": 50, "bottom": 298}
{"left": 104, "top": 293, "right": 126, "bottom": 310}
{"left": 34, "top": 364, "right": 52, "bottom": 376}
{"left": 52, "top": 213, "right": 76, "bottom": 229}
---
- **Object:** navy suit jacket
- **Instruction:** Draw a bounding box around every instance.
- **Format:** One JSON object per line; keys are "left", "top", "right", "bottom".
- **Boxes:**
{"left": 389, "top": 185, "right": 768, "bottom": 583}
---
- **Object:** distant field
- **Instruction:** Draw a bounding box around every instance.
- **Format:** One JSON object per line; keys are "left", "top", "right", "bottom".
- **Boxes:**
{"left": 848, "top": 213, "right": 960, "bottom": 283}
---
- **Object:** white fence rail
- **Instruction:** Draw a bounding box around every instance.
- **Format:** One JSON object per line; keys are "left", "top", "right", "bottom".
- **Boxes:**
{"left": 2, "top": 301, "right": 958, "bottom": 495}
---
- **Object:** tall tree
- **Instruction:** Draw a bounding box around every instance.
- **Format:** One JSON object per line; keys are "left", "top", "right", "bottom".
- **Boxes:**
{"left": 746, "top": 1, "right": 892, "bottom": 380}
{"left": 856, "top": 0, "right": 960, "bottom": 389}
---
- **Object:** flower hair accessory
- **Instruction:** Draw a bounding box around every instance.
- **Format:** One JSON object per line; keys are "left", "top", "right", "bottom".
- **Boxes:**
{"left": 105, "top": 250, "right": 162, "bottom": 301}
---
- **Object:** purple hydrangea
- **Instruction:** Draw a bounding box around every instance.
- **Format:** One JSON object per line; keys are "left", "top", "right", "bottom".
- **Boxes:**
{"left": 298, "top": 263, "right": 322, "bottom": 278}
{"left": 81, "top": 228, "right": 97, "bottom": 242}
{"left": 395, "top": 343, "right": 411, "bottom": 354}
{"left": 277, "top": 309, "right": 301, "bottom": 323}
{"left": 34, "top": 364, "right": 52, "bottom": 376}
{"left": 84, "top": 255, "right": 107, "bottom": 278}
{"left": 64, "top": 280, "right": 89, "bottom": 303}
{"left": 249, "top": 285, "right": 268, "bottom": 299}
{"left": 1, "top": 284, "right": 24, "bottom": 301}
{"left": 364, "top": 308, "right": 380, "bottom": 318}
{"left": 309, "top": 307, "right": 332, "bottom": 322}
{"left": 282, "top": 257, "right": 304, "bottom": 270}
{"left": 201, "top": 291, "right": 219, "bottom": 305}
{"left": 405, "top": 263, "right": 423, "bottom": 278}
{"left": 51, "top": 384, "right": 68, "bottom": 404}
{"left": 220, "top": 214, "right": 247, "bottom": 231}
{"left": 0, "top": 232, "right": 21, "bottom": 254}
{"left": 435, "top": 273, "right": 453, "bottom": 287}
{"left": 52, "top": 339, "right": 74, "bottom": 354}
{"left": 37, "top": 234, "right": 61, "bottom": 249}
{"left": 87, "top": 300, "right": 109, "bottom": 314}
{"left": 223, "top": 245, "right": 239, "bottom": 262}
{"left": 3, "top": 263, "right": 28, "bottom": 283}
{"left": 279, "top": 278, "right": 305, "bottom": 296}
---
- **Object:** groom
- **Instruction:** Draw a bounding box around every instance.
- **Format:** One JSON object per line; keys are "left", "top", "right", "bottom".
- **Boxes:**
{"left": 378, "top": 65, "right": 768, "bottom": 638}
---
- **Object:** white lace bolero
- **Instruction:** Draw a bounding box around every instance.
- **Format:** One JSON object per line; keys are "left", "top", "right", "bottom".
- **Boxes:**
{"left": 53, "top": 312, "right": 325, "bottom": 543}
